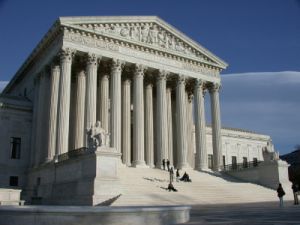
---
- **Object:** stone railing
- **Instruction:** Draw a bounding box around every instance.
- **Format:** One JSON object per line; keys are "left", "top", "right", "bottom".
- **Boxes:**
{"left": 57, "top": 147, "right": 92, "bottom": 162}
{"left": 223, "top": 160, "right": 262, "bottom": 172}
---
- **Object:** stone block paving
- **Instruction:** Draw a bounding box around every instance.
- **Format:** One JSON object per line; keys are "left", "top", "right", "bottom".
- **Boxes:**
{"left": 179, "top": 201, "right": 300, "bottom": 225}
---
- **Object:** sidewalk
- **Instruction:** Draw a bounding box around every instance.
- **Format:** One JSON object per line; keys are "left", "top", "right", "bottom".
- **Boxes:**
{"left": 180, "top": 201, "right": 300, "bottom": 225}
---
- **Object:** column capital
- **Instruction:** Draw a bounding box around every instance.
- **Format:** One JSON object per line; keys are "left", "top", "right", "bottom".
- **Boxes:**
{"left": 177, "top": 74, "right": 186, "bottom": 85}
{"left": 134, "top": 64, "right": 147, "bottom": 77}
{"left": 87, "top": 53, "right": 101, "bottom": 66}
{"left": 157, "top": 70, "right": 169, "bottom": 81}
{"left": 195, "top": 79, "right": 206, "bottom": 89}
{"left": 112, "top": 58, "right": 125, "bottom": 72}
{"left": 208, "top": 82, "right": 221, "bottom": 93}
{"left": 59, "top": 48, "right": 76, "bottom": 62}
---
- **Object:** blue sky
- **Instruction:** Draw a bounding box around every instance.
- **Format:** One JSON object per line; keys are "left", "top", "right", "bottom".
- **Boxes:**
{"left": 0, "top": 0, "right": 299, "bottom": 154}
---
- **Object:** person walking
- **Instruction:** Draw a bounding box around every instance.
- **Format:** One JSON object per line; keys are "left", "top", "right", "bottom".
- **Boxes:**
{"left": 277, "top": 183, "right": 285, "bottom": 207}
{"left": 292, "top": 183, "right": 299, "bottom": 205}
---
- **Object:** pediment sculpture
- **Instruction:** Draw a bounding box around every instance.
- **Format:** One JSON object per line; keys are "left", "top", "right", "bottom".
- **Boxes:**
{"left": 76, "top": 22, "right": 215, "bottom": 64}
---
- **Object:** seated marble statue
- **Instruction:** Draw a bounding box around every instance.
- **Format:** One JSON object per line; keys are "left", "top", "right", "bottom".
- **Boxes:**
{"left": 87, "top": 121, "right": 110, "bottom": 149}
{"left": 262, "top": 141, "right": 279, "bottom": 161}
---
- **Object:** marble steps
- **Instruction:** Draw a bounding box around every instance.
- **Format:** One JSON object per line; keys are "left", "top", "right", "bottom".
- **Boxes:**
{"left": 112, "top": 167, "right": 292, "bottom": 206}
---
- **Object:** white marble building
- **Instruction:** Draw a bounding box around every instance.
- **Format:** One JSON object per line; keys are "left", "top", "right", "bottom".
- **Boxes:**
{"left": 0, "top": 16, "right": 275, "bottom": 204}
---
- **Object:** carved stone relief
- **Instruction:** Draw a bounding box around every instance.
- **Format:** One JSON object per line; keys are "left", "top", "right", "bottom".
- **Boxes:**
{"left": 78, "top": 22, "right": 215, "bottom": 64}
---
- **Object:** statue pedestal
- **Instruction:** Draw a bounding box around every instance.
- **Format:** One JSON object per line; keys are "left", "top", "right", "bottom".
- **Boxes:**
{"left": 26, "top": 147, "right": 121, "bottom": 206}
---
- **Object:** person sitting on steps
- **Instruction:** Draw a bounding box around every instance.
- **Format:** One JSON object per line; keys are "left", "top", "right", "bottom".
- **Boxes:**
{"left": 180, "top": 172, "right": 192, "bottom": 182}
{"left": 167, "top": 182, "right": 178, "bottom": 192}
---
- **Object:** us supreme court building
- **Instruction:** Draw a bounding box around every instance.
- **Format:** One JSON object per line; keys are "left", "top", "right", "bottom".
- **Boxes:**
{"left": 0, "top": 16, "right": 274, "bottom": 204}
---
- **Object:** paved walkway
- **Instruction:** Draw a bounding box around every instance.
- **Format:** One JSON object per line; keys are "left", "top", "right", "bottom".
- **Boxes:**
{"left": 179, "top": 201, "right": 300, "bottom": 225}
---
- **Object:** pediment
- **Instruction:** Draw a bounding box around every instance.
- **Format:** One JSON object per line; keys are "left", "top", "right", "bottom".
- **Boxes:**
{"left": 59, "top": 16, "right": 228, "bottom": 69}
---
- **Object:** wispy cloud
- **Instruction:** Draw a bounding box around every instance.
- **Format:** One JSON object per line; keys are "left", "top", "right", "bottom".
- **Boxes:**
{"left": 0, "top": 81, "right": 8, "bottom": 93}
{"left": 207, "top": 71, "right": 300, "bottom": 154}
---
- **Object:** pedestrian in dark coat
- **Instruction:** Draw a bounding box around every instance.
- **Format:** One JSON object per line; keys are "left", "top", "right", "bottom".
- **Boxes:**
{"left": 292, "top": 183, "right": 299, "bottom": 205}
{"left": 166, "top": 159, "right": 170, "bottom": 171}
{"left": 162, "top": 159, "right": 166, "bottom": 170}
{"left": 176, "top": 169, "right": 180, "bottom": 182}
{"left": 277, "top": 183, "right": 285, "bottom": 207}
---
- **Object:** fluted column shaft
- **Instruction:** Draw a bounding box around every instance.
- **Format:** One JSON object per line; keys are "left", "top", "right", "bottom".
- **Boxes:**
{"left": 99, "top": 74, "right": 109, "bottom": 132}
{"left": 186, "top": 93, "right": 194, "bottom": 166}
{"left": 56, "top": 48, "right": 74, "bottom": 156}
{"left": 194, "top": 79, "right": 208, "bottom": 170}
{"left": 85, "top": 54, "right": 98, "bottom": 132}
{"left": 110, "top": 59, "right": 124, "bottom": 153}
{"left": 145, "top": 83, "right": 154, "bottom": 167}
{"left": 209, "top": 83, "right": 223, "bottom": 171}
{"left": 156, "top": 71, "right": 168, "bottom": 168}
{"left": 133, "top": 65, "right": 146, "bottom": 167}
{"left": 176, "top": 76, "right": 189, "bottom": 169}
{"left": 46, "top": 65, "right": 60, "bottom": 161}
{"left": 122, "top": 78, "right": 131, "bottom": 166}
{"left": 74, "top": 71, "right": 86, "bottom": 149}
{"left": 166, "top": 87, "right": 173, "bottom": 166}
{"left": 35, "top": 71, "right": 48, "bottom": 165}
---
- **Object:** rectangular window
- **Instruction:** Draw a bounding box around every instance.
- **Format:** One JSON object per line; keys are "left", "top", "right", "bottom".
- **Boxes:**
{"left": 253, "top": 157, "right": 258, "bottom": 166}
{"left": 208, "top": 154, "right": 213, "bottom": 169}
{"left": 232, "top": 156, "right": 237, "bottom": 170}
{"left": 9, "top": 176, "right": 19, "bottom": 187}
{"left": 10, "top": 137, "right": 21, "bottom": 159}
{"left": 243, "top": 157, "right": 248, "bottom": 168}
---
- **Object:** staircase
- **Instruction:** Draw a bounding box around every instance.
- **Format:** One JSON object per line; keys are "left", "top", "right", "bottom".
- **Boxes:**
{"left": 112, "top": 167, "right": 293, "bottom": 206}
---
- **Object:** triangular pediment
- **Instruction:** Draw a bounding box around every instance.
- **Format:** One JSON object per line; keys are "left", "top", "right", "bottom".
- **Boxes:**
{"left": 59, "top": 16, "right": 228, "bottom": 69}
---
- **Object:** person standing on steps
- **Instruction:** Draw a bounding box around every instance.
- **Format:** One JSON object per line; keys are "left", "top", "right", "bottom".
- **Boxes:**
{"left": 277, "top": 183, "right": 285, "bottom": 207}
{"left": 169, "top": 167, "right": 174, "bottom": 183}
{"left": 166, "top": 159, "right": 170, "bottom": 171}
{"left": 176, "top": 169, "right": 180, "bottom": 182}
{"left": 292, "top": 183, "right": 299, "bottom": 205}
{"left": 162, "top": 159, "right": 166, "bottom": 170}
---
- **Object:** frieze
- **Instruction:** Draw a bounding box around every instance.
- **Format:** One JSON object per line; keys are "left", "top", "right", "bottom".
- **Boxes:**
{"left": 182, "top": 62, "right": 219, "bottom": 77}
{"left": 77, "top": 22, "right": 215, "bottom": 64}
{"left": 64, "top": 31, "right": 119, "bottom": 52}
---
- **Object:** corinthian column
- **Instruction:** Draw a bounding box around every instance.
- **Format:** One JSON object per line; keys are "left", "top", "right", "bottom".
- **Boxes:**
{"left": 85, "top": 53, "right": 99, "bottom": 132}
{"left": 56, "top": 48, "right": 75, "bottom": 156}
{"left": 99, "top": 73, "right": 109, "bottom": 132}
{"left": 166, "top": 87, "right": 173, "bottom": 166}
{"left": 74, "top": 70, "right": 86, "bottom": 149}
{"left": 133, "top": 65, "right": 146, "bottom": 167}
{"left": 176, "top": 75, "right": 189, "bottom": 169}
{"left": 209, "top": 83, "right": 223, "bottom": 171}
{"left": 194, "top": 79, "right": 208, "bottom": 170}
{"left": 46, "top": 64, "right": 60, "bottom": 161}
{"left": 122, "top": 78, "right": 131, "bottom": 166}
{"left": 145, "top": 82, "right": 154, "bottom": 167}
{"left": 110, "top": 59, "right": 124, "bottom": 153}
{"left": 156, "top": 70, "right": 168, "bottom": 168}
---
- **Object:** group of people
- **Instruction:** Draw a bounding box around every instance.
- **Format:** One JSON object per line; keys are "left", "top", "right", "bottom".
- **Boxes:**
{"left": 276, "top": 182, "right": 299, "bottom": 207}
{"left": 166, "top": 167, "right": 193, "bottom": 192}
{"left": 162, "top": 159, "right": 171, "bottom": 171}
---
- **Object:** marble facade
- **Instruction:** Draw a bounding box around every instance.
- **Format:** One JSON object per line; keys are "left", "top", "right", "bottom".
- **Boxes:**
{"left": 0, "top": 16, "right": 277, "bottom": 204}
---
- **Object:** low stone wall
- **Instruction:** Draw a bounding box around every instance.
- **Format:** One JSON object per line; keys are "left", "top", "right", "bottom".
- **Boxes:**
{"left": 0, "top": 188, "right": 23, "bottom": 206}
{"left": 225, "top": 160, "right": 291, "bottom": 191}
{"left": 0, "top": 205, "right": 190, "bottom": 225}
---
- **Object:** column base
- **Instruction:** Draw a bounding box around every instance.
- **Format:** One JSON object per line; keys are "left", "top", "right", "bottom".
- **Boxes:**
{"left": 132, "top": 161, "right": 148, "bottom": 168}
